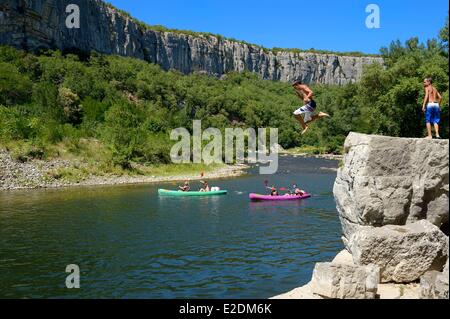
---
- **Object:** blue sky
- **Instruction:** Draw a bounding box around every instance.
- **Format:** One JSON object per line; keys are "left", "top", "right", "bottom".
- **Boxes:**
{"left": 107, "top": 0, "right": 448, "bottom": 54}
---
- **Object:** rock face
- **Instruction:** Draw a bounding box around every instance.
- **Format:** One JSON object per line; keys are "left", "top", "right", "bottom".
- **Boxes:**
{"left": 0, "top": 0, "right": 383, "bottom": 85}
{"left": 348, "top": 220, "right": 449, "bottom": 283}
{"left": 310, "top": 262, "right": 379, "bottom": 299}
{"left": 272, "top": 249, "right": 423, "bottom": 300}
{"left": 274, "top": 133, "right": 449, "bottom": 299}
{"left": 334, "top": 133, "right": 449, "bottom": 246}
{"left": 420, "top": 260, "right": 449, "bottom": 299}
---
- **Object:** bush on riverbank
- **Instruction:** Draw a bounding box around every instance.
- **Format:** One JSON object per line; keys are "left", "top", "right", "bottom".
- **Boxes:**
{"left": 0, "top": 19, "right": 448, "bottom": 172}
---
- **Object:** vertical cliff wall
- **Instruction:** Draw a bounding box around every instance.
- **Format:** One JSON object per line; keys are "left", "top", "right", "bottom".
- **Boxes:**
{"left": 0, "top": 0, "right": 383, "bottom": 84}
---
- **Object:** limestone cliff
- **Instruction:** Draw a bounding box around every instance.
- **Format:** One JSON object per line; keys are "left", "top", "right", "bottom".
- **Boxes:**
{"left": 0, "top": 0, "right": 383, "bottom": 84}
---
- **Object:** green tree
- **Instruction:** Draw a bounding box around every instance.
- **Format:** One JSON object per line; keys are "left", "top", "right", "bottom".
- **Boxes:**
{"left": 0, "top": 63, "right": 33, "bottom": 106}
{"left": 103, "top": 102, "right": 146, "bottom": 168}
{"left": 439, "top": 16, "right": 449, "bottom": 51}
{"left": 58, "top": 87, "right": 83, "bottom": 125}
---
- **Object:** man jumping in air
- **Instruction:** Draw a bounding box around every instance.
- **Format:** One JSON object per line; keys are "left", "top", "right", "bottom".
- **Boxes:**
{"left": 422, "top": 78, "right": 442, "bottom": 139}
{"left": 292, "top": 81, "right": 330, "bottom": 135}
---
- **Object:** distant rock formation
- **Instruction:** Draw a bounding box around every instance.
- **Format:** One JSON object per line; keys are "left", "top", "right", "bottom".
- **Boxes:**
{"left": 0, "top": 0, "right": 383, "bottom": 84}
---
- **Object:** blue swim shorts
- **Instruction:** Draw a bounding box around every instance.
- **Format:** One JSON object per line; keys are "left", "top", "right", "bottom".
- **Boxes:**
{"left": 425, "top": 103, "right": 440, "bottom": 124}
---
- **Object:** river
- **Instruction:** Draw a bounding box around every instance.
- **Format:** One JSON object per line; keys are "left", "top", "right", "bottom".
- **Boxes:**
{"left": 0, "top": 156, "right": 342, "bottom": 299}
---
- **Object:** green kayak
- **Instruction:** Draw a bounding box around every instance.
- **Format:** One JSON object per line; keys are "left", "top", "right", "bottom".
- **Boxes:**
{"left": 158, "top": 189, "right": 228, "bottom": 197}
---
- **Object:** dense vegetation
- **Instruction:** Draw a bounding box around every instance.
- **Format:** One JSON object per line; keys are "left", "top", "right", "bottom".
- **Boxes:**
{"left": 0, "top": 20, "right": 448, "bottom": 172}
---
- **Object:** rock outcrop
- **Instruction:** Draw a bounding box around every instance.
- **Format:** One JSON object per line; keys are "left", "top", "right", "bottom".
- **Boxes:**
{"left": 272, "top": 249, "right": 423, "bottom": 300}
{"left": 334, "top": 133, "right": 449, "bottom": 246}
{"left": 0, "top": 0, "right": 383, "bottom": 85}
{"left": 310, "top": 262, "right": 379, "bottom": 299}
{"left": 348, "top": 220, "right": 449, "bottom": 283}
{"left": 420, "top": 270, "right": 449, "bottom": 299}
{"left": 420, "top": 258, "right": 449, "bottom": 299}
{"left": 273, "top": 133, "right": 449, "bottom": 299}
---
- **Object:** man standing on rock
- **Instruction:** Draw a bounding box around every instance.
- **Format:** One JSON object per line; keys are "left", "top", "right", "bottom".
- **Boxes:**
{"left": 292, "top": 81, "right": 331, "bottom": 135}
{"left": 422, "top": 78, "right": 443, "bottom": 139}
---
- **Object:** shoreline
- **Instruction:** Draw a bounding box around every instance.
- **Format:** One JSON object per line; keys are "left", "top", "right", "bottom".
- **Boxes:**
{"left": 0, "top": 148, "right": 249, "bottom": 191}
{"left": 280, "top": 151, "right": 343, "bottom": 161}
{"left": 0, "top": 148, "right": 341, "bottom": 191}
{"left": 0, "top": 163, "right": 248, "bottom": 191}
{"left": 278, "top": 148, "right": 344, "bottom": 161}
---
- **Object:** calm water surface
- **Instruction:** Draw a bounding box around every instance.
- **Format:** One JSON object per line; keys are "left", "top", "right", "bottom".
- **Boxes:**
{"left": 0, "top": 156, "right": 342, "bottom": 298}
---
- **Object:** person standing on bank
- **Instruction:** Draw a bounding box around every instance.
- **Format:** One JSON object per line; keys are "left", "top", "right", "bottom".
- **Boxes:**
{"left": 422, "top": 78, "right": 443, "bottom": 139}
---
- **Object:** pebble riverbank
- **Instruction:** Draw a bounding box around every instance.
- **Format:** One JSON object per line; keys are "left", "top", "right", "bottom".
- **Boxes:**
{"left": 281, "top": 152, "right": 343, "bottom": 161}
{"left": 0, "top": 149, "right": 248, "bottom": 191}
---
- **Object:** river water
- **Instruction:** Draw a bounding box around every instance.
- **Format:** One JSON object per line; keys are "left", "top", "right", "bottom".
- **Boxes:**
{"left": 0, "top": 156, "right": 342, "bottom": 299}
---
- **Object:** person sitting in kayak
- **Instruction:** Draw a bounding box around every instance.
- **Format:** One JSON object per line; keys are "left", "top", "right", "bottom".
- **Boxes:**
{"left": 291, "top": 184, "right": 305, "bottom": 196}
{"left": 199, "top": 181, "right": 210, "bottom": 192}
{"left": 179, "top": 181, "right": 190, "bottom": 192}
{"left": 268, "top": 186, "right": 279, "bottom": 196}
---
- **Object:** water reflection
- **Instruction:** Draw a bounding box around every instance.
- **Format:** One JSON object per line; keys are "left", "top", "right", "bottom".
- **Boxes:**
{"left": 0, "top": 156, "right": 342, "bottom": 298}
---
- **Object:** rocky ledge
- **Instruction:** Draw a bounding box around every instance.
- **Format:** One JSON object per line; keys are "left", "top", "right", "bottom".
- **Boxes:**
{"left": 335, "top": 132, "right": 449, "bottom": 246}
{"left": 273, "top": 133, "right": 449, "bottom": 299}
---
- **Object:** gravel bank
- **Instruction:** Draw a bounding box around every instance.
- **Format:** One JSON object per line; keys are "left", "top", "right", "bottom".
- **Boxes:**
{"left": 0, "top": 149, "right": 247, "bottom": 191}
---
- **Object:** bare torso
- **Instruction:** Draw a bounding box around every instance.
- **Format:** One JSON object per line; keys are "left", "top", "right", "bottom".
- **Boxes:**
{"left": 295, "top": 85, "right": 314, "bottom": 102}
{"left": 426, "top": 86, "right": 439, "bottom": 103}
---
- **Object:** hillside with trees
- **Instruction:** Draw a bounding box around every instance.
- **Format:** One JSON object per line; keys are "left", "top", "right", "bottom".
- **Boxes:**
{"left": 0, "top": 19, "right": 448, "bottom": 173}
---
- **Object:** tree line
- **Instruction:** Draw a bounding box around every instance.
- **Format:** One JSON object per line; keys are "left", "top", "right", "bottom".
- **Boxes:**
{"left": 0, "top": 19, "right": 448, "bottom": 169}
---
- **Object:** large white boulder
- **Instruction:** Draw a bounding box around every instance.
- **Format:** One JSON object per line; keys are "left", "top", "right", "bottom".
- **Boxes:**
{"left": 333, "top": 133, "right": 449, "bottom": 247}
{"left": 310, "top": 262, "right": 379, "bottom": 299}
{"left": 332, "top": 249, "right": 355, "bottom": 266}
{"left": 348, "top": 220, "right": 449, "bottom": 283}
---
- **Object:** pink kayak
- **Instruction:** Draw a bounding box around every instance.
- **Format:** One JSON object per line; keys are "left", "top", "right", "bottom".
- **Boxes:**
{"left": 249, "top": 193, "right": 311, "bottom": 201}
